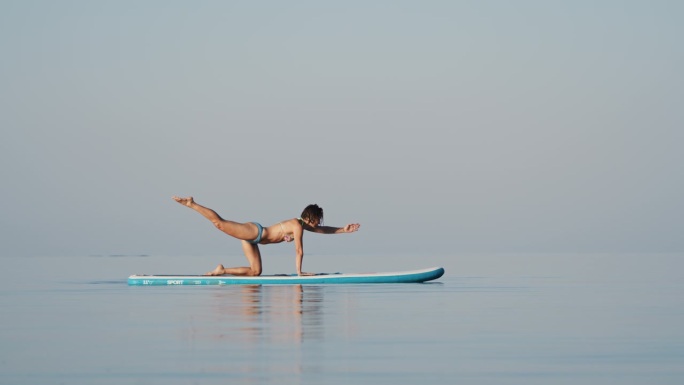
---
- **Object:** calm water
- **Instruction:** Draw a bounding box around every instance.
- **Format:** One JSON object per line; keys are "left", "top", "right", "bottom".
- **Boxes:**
{"left": 0, "top": 253, "right": 682, "bottom": 384}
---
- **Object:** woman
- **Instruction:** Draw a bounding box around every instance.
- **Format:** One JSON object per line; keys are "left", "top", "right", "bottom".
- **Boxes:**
{"left": 172, "top": 196, "right": 361, "bottom": 276}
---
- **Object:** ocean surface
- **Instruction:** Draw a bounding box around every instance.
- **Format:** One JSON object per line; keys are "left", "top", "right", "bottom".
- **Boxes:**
{"left": 1, "top": 253, "right": 682, "bottom": 385}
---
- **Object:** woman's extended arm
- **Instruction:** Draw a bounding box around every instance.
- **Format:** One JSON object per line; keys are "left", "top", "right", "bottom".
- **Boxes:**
{"left": 308, "top": 223, "right": 360, "bottom": 234}
{"left": 295, "top": 220, "right": 360, "bottom": 275}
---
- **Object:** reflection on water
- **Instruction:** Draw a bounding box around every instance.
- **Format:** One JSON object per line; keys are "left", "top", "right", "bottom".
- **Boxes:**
{"left": 184, "top": 285, "right": 329, "bottom": 345}
{"left": 172, "top": 285, "right": 345, "bottom": 382}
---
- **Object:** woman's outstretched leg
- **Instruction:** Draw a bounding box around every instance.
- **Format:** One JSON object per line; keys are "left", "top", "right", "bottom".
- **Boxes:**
{"left": 173, "top": 196, "right": 259, "bottom": 240}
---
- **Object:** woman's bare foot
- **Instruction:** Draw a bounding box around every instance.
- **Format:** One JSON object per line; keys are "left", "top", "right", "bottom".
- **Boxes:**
{"left": 204, "top": 264, "right": 226, "bottom": 276}
{"left": 173, "top": 196, "right": 194, "bottom": 207}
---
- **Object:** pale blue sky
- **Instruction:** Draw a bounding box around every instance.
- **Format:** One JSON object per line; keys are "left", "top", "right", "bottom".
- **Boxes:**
{"left": 1, "top": 0, "right": 682, "bottom": 258}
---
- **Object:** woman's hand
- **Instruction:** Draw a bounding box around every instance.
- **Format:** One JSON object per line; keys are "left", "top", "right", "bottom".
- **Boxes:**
{"left": 343, "top": 223, "right": 361, "bottom": 233}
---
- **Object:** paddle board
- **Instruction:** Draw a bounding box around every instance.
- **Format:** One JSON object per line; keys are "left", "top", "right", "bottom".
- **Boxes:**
{"left": 128, "top": 266, "right": 444, "bottom": 286}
